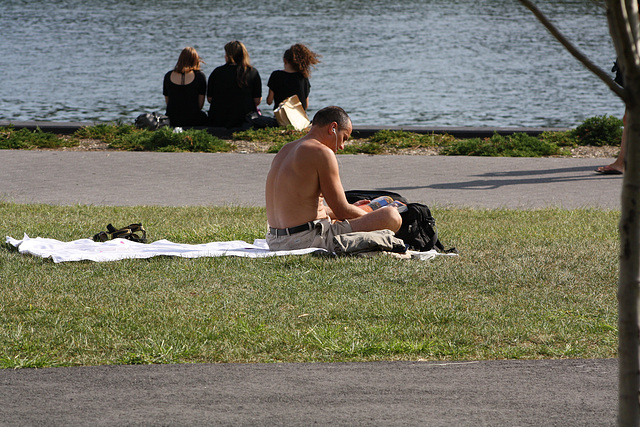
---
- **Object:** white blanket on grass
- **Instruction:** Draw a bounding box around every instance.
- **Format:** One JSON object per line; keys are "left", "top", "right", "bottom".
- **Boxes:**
{"left": 6, "top": 235, "right": 327, "bottom": 263}
{"left": 6, "top": 235, "right": 448, "bottom": 263}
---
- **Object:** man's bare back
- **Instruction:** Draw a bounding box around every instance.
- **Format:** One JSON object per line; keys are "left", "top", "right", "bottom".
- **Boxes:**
{"left": 265, "top": 106, "right": 402, "bottom": 249}
{"left": 266, "top": 137, "right": 336, "bottom": 229}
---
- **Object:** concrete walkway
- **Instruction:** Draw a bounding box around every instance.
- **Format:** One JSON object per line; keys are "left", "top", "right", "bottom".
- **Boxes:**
{"left": 0, "top": 149, "right": 622, "bottom": 426}
{"left": 0, "top": 151, "right": 622, "bottom": 209}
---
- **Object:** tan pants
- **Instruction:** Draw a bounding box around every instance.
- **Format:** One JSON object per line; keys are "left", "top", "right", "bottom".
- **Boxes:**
{"left": 266, "top": 218, "right": 352, "bottom": 252}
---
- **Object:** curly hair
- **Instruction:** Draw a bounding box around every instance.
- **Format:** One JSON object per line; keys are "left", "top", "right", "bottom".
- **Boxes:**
{"left": 283, "top": 44, "right": 321, "bottom": 79}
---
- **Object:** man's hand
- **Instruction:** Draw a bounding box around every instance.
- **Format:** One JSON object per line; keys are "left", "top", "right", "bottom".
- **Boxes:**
{"left": 353, "top": 199, "right": 371, "bottom": 212}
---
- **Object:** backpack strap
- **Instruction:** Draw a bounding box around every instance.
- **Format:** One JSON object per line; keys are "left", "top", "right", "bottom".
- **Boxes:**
{"left": 435, "top": 238, "right": 458, "bottom": 254}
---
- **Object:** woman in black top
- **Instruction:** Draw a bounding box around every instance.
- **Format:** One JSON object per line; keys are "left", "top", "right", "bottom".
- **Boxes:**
{"left": 163, "top": 47, "right": 208, "bottom": 127}
{"left": 267, "top": 44, "right": 321, "bottom": 111}
{"left": 207, "top": 41, "right": 262, "bottom": 129}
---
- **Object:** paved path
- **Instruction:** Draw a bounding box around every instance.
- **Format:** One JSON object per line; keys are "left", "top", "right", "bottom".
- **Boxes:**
{"left": 0, "top": 359, "right": 617, "bottom": 426}
{"left": 0, "top": 150, "right": 622, "bottom": 426}
{"left": 0, "top": 151, "right": 622, "bottom": 209}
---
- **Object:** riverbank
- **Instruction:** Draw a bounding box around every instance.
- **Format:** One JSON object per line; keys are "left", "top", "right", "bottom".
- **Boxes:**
{"left": 0, "top": 120, "right": 620, "bottom": 158}
{"left": 0, "top": 119, "right": 569, "bottom": 138}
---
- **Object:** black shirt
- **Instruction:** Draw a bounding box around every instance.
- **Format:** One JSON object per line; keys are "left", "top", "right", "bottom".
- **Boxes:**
{"left": 207, "top": 63, "right": 262, "bottom": 128}
{"left": 163, "top": 70, "right": 207, "bottom": 127}
{"left": 267, "top": 70, "right": 310, "bottom": 110}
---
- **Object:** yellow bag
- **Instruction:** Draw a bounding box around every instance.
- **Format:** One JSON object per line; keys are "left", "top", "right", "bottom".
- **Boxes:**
{"left": 274, "top": 95, "right": 311, "bottom": 131}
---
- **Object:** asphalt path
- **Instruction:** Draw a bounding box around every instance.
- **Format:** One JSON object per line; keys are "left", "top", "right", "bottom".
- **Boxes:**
{"left": 0, "top": 150, "right": 622, "bottom": 426}
{"left": 0, "top": 150, "right": 622, "bottom": 209}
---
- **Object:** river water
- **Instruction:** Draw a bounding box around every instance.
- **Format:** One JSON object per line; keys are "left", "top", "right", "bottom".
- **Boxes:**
{"left": 0, "top": 0, "right": 625, "bottom": 127}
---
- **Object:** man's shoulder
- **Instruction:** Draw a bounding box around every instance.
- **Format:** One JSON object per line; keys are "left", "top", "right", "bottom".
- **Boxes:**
{"left": 275, "top": 138, "right": 330, "bottom": 162}
{"left": 295, "top": 138, "right": 332, "bottom": 156}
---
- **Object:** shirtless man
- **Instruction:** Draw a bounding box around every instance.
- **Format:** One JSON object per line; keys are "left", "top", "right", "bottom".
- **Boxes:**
{"left": 265, "top": 106, "right": 402, "bottom": 251}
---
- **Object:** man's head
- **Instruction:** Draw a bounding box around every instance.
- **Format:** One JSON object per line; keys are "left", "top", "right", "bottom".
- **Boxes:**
{"left": 312, "top": 106, "right": 351, "bottom": 131}
{"left": 311, "top": 106, "right": 352, "bottom": 152}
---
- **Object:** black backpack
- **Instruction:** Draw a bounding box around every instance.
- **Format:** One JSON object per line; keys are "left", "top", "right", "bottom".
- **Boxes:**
{"left": 396, "top": 202, "right": 454, "bottom": 252}
{"left": 344, "top": 190, "right": 456, "bottom": 253}
{"left": 345, "top": 189, "right": 408, "bottom": 205}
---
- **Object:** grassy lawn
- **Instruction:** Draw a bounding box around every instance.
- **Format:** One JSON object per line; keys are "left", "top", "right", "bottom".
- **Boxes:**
{"left": 1, "top": 115, "right": 624, "bottom": 156}
{"left": 0, "top": 203, "right": 619, "bottom": 368}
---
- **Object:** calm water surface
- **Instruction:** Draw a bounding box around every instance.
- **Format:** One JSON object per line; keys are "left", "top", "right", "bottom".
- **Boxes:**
{"left": 0, "top": 0, "right": 625, "bottom": 127}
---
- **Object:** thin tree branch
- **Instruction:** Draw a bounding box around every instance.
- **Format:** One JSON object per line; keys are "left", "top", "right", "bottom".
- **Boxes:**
{"left": 518, "top": 0, "right": 627, "bottom": 102}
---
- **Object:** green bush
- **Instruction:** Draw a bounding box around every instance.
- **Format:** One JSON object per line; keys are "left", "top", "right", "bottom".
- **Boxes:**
{"left": 441, "top": 132, "right": 567, "bottom": 157}
{"left": 0, "top": 126, "right": 75, "bottom": 149}
{"left": 571, "top": 115, "right": 623, "bottom": 147}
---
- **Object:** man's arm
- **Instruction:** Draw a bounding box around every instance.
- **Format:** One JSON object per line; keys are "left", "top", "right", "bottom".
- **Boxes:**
{"left": 316, "top": 147, "right": 367, "bottom": 220}
{"left": 324, "top": 198, "right": 369, "bottom": 220}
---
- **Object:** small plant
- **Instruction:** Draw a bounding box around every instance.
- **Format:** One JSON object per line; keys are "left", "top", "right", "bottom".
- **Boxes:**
{"left": 441, "top": 132, "right": 567, "bottom": 157}
{"left": 369, "top": 130, "right": 428, "bottom": 148}
{"left": 74, "top": 123, "right": 138, "bottom": 143}
{"left": 340, "top": 142, "right": 384, "bottom": 154}
{"left": 266, "top": 141, "right": 286, "bottom": 153}
{"left": 233, "top": 126, "right": 306, "bottom": 153}
{"left": 571, "top": 115, "right": 623, "bottom": 147}
{"left": 0, "top": 126, "right": 76, "bottom": 149}
{"left": 368, "top": 129, "right": 449, "bottom": 148}
{"left": 110, "top": 127, "right": 234, "bottom": 152}
{"left": 538, "top": 130, "right": 577, "bottom": 147}
{"left": 233, "top": 127, "right": 305, "bottom": 143}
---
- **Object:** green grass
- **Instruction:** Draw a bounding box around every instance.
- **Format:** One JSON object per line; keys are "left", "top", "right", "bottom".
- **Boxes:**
{"left": 0, "top": 113, "right": 623, "bottom": 155}
{"left": 0, "top": 203, "right": 619, "bottom": 367}
{"left": 75, "top": 125, "right": 234, "bottom": 152}
{"left": 440, "top": 132, "right": 570, "bottom": 157}
{"left": 73, "top": 123, "right": 140, "bottom": 143}
{"left": 107, "top": 127, "right": 234, "bottom": 152}
{"left": 0, "top": 126, "right": 77, "bottom": 150}
{"left": 232, "top": 126, "right": 307, "bottom": 153}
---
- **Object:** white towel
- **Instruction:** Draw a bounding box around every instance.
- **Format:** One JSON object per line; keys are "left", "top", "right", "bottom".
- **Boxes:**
{"left": 6, "top": 234, "right": 327, "bottom": 263}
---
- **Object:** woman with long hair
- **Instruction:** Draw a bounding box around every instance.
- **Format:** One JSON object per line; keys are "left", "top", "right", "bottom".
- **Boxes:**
{"left": 163, "top": 46, "right": 208, "bottom": 127}
{"left": 267, "top": 43, "right": 320, "bottom": 110}
{"left": 207, "top": 40, "right": 262, "bottom": 129}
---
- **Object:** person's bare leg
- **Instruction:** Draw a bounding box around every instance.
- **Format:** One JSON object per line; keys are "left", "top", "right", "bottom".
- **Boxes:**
{"left": 597, "top": 111, "right": 626, "bottom": 174}
{"left": 349, "top": 207, "right": 402, "bottom": 233}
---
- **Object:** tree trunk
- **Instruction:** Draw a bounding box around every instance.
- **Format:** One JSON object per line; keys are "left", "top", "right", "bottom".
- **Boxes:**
{"left": 606, "top": 0, "right": 640, "bottom": 422}
{"left": 518, "top": 0, "right": 640, "bottom": 424}
{"left": 619, "top": 101, "right": 640, "bottom": 426}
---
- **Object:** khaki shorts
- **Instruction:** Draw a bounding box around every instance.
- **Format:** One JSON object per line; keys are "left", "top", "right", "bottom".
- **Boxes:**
{"left": 266, "top": 218, "right": 352, "bottom": 252}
